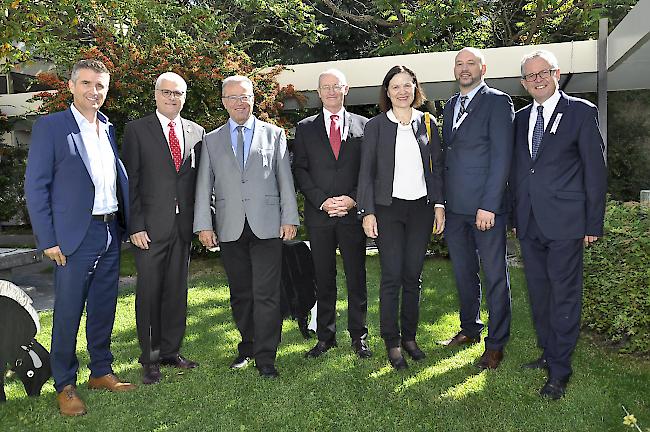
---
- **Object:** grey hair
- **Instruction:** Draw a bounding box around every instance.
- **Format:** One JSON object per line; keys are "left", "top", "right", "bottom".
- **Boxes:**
{"left": 70, "top": 59, "right": 109, "bottom": 82}
{"left": 222, "top": 75, "right": 254, "bottom": 93}
{"left": 456, "top": 47, "right": 486, "bottom": 65}
{"left": 520, "top": 50, "right": 560, "bottom": 77}
{"left": 318, "top": 69, "right": 347, "bottom": 87}
{"left": 155, "top": 72, "right": 187, "bottom": 92}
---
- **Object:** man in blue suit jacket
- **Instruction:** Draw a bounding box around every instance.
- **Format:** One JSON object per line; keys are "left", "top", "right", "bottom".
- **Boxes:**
{"left": 440, "top": 48, "right": 514, "bottom": 370}
{"left": 25, "top": 59, "right": 135, "bottom": 416}
{"left": 512, "top": 50, "right": 607, "bottom": 399}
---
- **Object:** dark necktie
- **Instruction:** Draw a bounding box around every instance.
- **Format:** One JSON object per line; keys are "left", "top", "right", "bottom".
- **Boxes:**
{"left": 531, "top": 105, "right": 544, "bottom": 159}
{"left": 329, "top": 114, "right": 341, "bottom": 159}
{"left": 456, "top": 95, "right": 468, "bottom": 123}
{"left": 168, "top": 121, "right": 182, "bottom": 171}
{"left": 236, "top": 125, "right": 245, "bottom": 170}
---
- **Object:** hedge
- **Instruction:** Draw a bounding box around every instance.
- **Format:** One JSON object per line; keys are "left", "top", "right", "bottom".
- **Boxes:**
{"left": 583, "top": 200, "right": 650, "bottom": 354}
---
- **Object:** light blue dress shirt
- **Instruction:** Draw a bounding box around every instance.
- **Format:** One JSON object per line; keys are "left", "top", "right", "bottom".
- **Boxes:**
{"left": 228, "top": 116, "right": 255, "bottom": 166}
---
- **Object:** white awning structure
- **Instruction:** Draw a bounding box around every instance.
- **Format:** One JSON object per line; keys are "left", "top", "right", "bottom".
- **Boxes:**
{"left": 276, "top": 0, "right": 650, "bottom": 108}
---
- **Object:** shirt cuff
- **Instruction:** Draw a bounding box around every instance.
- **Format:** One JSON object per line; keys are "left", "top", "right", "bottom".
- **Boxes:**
{"left": 434, "top": 204, "right": 445, "bottom": 209}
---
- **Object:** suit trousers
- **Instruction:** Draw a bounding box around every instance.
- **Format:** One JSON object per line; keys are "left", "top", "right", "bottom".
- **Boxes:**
{"left": 445, "top": 212, "right": 511, "bottom": 351}
{"left": 51, "top": 219, "right": 120, "bottom": 392}
{"left": 308, "top": 222, "right": 367, "bottom": 342}
{"left": 519, "top": 211, "right": 583, "bottom": 382}
{"left": 375, "top": 197, "right": 434, "bottom": 349}
{"left": 219, "top": 220, "right": 282, "bottom": 366}
{"left": 134, "top": 215, "right": 191, "bottom": 364}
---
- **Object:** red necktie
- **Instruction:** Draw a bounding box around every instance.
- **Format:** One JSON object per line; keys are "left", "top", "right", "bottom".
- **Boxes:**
{"left": 168, "top": 121, "right": 182, "bottom": 171}
{"left": 329, "top": 114, "right": 341, "bottom": 159}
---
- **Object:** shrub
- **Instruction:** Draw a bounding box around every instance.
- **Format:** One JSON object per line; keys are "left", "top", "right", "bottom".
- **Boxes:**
{"left": 583, "top": 200, "right": 650, "bottom": 354}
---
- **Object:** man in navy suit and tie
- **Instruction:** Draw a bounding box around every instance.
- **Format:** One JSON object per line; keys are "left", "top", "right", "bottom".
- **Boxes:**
{"left": 293, "top": 69, "right": 371, "bottom": 359}
{"left": 439, "top": 47, "right": 514, "bottom": 370}
{"left": 25, "top": 59, "right": 135, "bottom": 416}
{"left": 512, "top": 50, "right": 607, "bottom": 399}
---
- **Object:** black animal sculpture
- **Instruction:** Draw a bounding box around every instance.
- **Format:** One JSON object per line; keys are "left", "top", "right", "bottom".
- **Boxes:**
{"left": 0, "top": 280, "right": 51, "bottom": 402}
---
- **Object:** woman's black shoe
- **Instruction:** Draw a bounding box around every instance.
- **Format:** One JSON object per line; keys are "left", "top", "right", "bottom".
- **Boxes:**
{"left": 387, "top": 347, "right": 408, "bottom": 370}
{"left": 401, "top": 341, "right": 426, "bottom": 361}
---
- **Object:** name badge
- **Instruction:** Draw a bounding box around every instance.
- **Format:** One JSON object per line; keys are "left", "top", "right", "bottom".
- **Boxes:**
{"left": 550, "top": 113, "right": 563, "bottom": 134}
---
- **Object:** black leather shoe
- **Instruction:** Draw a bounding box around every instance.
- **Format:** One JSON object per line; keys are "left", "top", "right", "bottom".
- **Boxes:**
{"left": 352, "top": 339, "right": 372, "bottom": 358}
{"left": 257, "top": 364, "right": 279, "bottom": 378}
{"left": 540, "top": 378, "right": 567, "bottom": 400}
{"left": 438, "top": 331, "right": 481, "bottom": 347}
{"left": 388, "top": 354, "right": 408, "bottom": 370}
{"left": 229, "top": 355, "right": 251, "bottom": 369}
{"left": 522, "top": 357, "right": 548, "bottom": 369}
{"left": 142, "top": 363, "right": 161, "bottom": 385}
{"left": 305, "top": 339, "right": 337, "bottom": 358}
{"left": 401, "top": 341, "right": 426, "bottom": 361}
{"left": 160, "top": 354, "right": 198, "bottom": 369}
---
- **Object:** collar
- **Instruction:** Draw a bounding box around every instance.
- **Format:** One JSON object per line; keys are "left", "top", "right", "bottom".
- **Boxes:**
{"left": 532, "top": 89, "right": 561, "bottom": 113}
{"left": 458, "top": 81, "right": 484, "bottom": 102}
{"left": 323, "top": 107, "right": 345, "bottom": 120}
{"left": 386, "top": 108, "right": 419, "bottom": 125}
{"left": 156, "top": 110, "right": 181, "bottom": 127}
{"left": 228, "top": 115, "right": 255, "bottom": 133}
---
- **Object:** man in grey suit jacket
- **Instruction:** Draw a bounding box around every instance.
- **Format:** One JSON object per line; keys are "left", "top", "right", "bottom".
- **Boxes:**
{"left": 439, "top": 48, "right": 515, "bottom": 370}
{"left": 194, "top": 75, "right": 299, "bottom": 378}
{"left": 122, "top": 72, "right": 204, "bottom": 385}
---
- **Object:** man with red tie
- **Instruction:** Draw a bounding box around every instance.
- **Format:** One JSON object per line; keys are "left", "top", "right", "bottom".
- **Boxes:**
{"left": 122, "top": 72, "right": 204, "bottom": 384}
{"left": 293, "top": 69, "right": 371, "bottom": 359}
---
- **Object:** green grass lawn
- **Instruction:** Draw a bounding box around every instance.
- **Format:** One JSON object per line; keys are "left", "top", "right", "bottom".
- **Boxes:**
{"left": 1, "top": 256, "right": 648, "bottom": 431}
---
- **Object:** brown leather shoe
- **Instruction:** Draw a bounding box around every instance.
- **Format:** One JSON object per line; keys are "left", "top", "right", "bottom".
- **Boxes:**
{"left": 88, "top": 373, "right": 136, "bottom": 392}
{"left": 477, "top": 349, "right": 504, "bottom": 369}
{"left": 438, "top": 332, "right": 481, "bottom": 347}
{"left": 57, "top": 385, "right": 87, "bottom": 416}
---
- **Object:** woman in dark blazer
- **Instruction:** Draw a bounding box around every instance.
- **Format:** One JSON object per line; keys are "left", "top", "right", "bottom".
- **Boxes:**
{"left": 357, "top": 65, "right": 445, "bottom": 369}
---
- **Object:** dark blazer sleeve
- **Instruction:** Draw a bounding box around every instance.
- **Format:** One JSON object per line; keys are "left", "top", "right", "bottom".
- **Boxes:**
{"left": 292, "top": 121, "right": 328, "bottom": 210}
{"left": 121, "top": 121, "right": 145, "bottom": 235}
{"left": 481, "top": 93, "right": 515, "bottom": 213}
{"left": 24, "top": 116, "right": 57, "bottom": 250}
{"left": 578, "top": 105, "right": 608, "bottom": 236}
{"left": 357, "top": 116, "right": 380, "bottom": 216}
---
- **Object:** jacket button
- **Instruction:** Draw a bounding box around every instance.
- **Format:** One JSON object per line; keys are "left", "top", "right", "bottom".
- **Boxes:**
{"left": 530, "top": 168, "right": 535, "bottom": 174}
{"left": 447, "top": 146, "right": 451, "bottom": 150}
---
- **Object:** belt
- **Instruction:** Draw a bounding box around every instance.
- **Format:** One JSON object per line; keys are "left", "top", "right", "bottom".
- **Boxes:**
{"left": 92, "top": 212, "right": 117, "bottom": 222}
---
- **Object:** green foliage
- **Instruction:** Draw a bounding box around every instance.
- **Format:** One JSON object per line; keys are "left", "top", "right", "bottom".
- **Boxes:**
{"left": 606, "top": 90, "right": 650, "bottom": 201}
{"left": 0, "top": 112, "right": 28, "bottom": 223}
{"left": 583, "top": 200, "right": 650, "bottom": 354}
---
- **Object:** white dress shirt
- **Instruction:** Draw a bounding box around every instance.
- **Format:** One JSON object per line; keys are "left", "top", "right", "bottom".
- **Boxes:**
{"left": 70, "top": 103, "right": 118, "bottom": 215}
{"left": 387, "top": 109, "right": 427, "bottom": 200}
{"left": 527, "top": 90, "right": 561, "bottom": 156}
{"left": 156, "top": 110, "right": 184, "bottom": 158}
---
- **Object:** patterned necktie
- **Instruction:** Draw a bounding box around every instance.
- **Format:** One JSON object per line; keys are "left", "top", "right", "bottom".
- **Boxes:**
{"left": 531, "top": 105, "right": 544, "bottom": 159}
{"left": 456, "top": 95, "right": 468, "bottom": 123}
{"left": 236, "top": 125, "right": 245, "bottom": 170}
{"left": 329, "top": 114, "right": 341, "bottom": 159}
{"left": 168, "top": 121, "right": 182, "bottom": 171}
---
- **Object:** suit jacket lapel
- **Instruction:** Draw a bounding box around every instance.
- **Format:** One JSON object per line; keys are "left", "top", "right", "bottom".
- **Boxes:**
{"left": 64, "top": 108, "right": 93, "bottom": 179}
{"left": 314, "top": 111, "right": 337, "bottom": 160}
{"left": 337, "top": 111, "right": 353, "bottom": 160}
{"left": 245, "top": 118, "right": 264, "bottom": 174}
{"left": 146, "top": 114, "right": 177, "bottom": 172}
{"left": 535, "top": 92, "right": 569, "bottom": 161}
{"left": 218, "top": 123, "right": 240, "bottom": 171}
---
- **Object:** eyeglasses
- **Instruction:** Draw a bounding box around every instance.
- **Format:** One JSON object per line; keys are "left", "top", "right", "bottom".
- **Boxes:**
{"left": 222, "top": 94, "right": 254, "bottom": 103}
{"left": 522, "top": 69, "right": 557, "bottom": 82}
{"left": 319, "top": 84, "right": 346, "bottom": 92}
{"left": 156, "top": 89, "right": 185, "bottom": 99}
